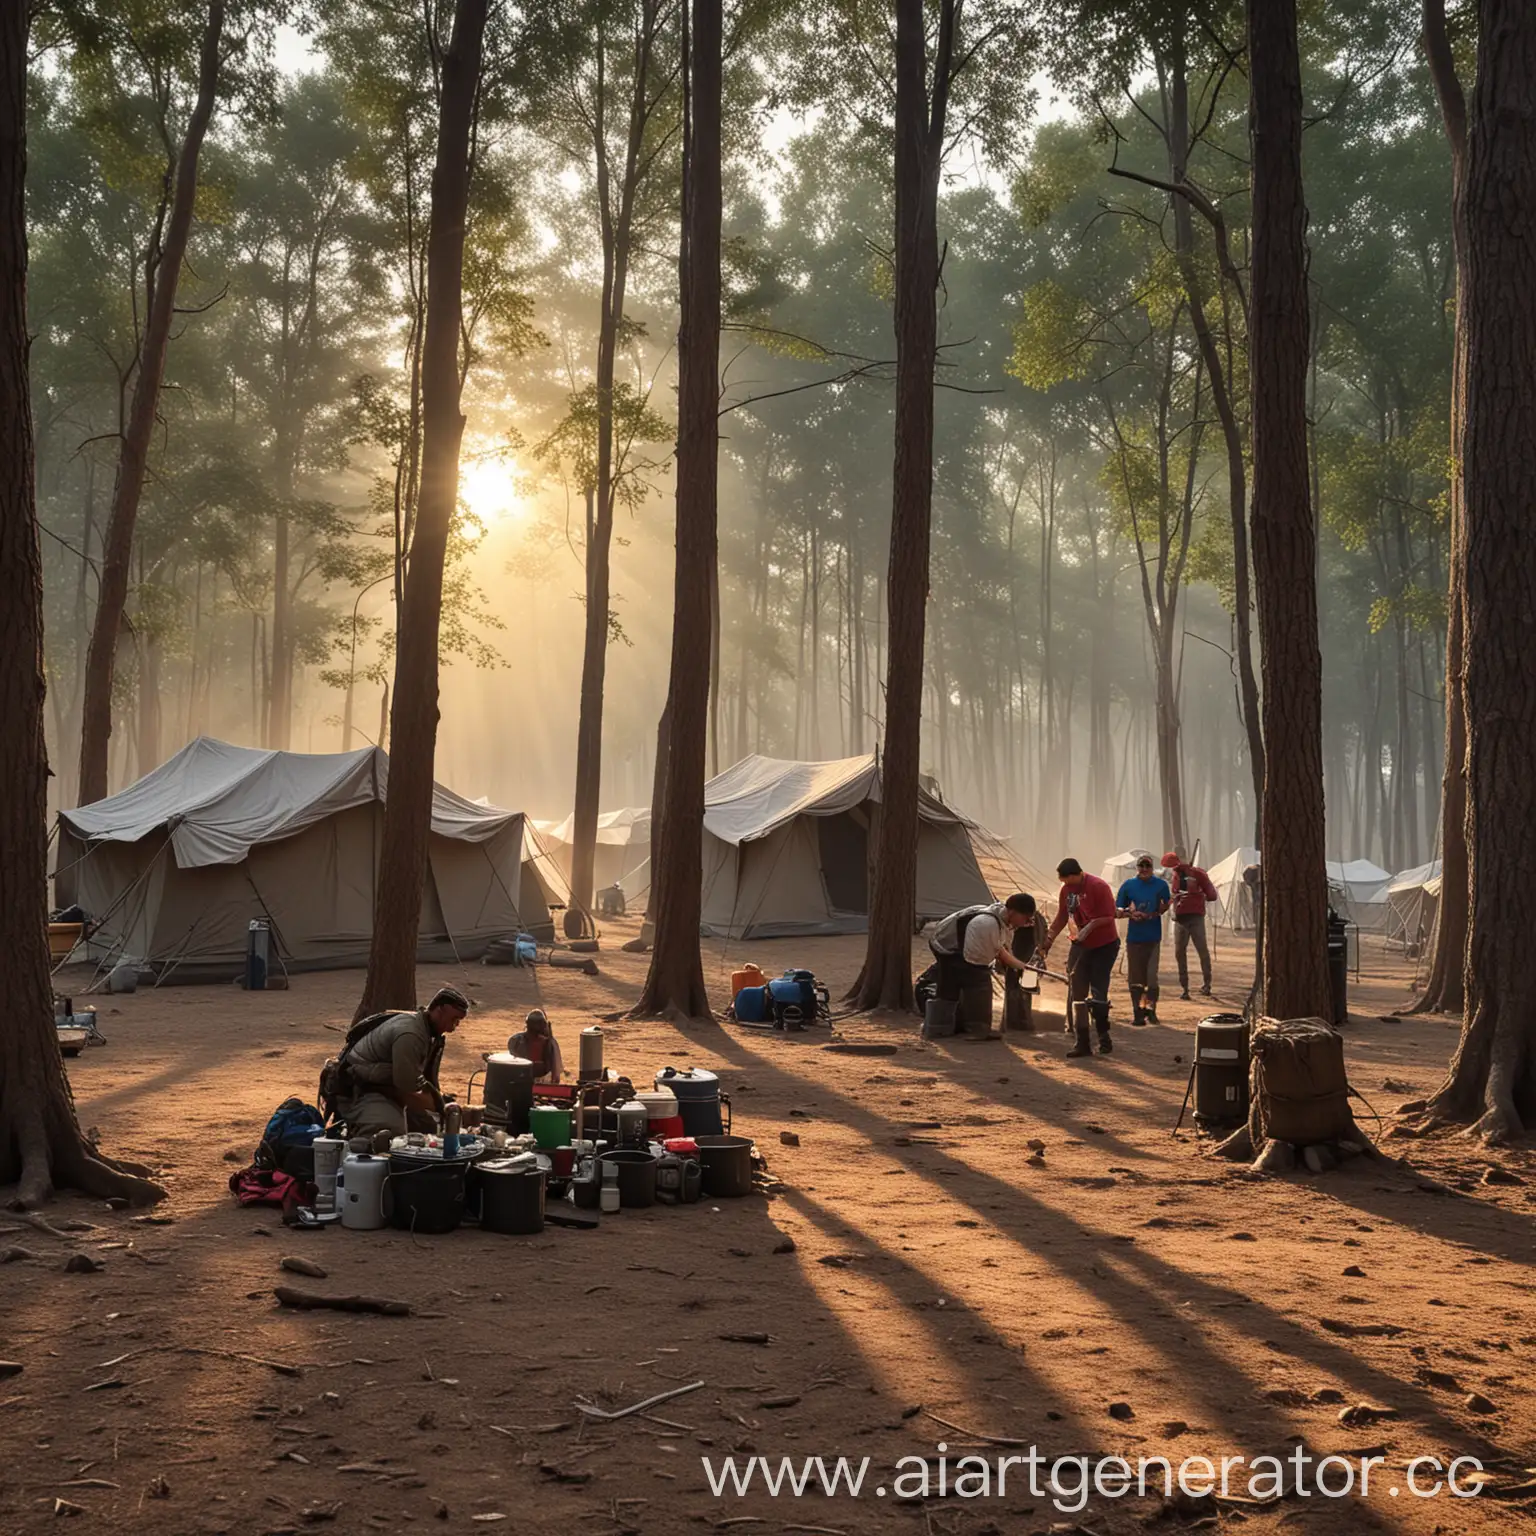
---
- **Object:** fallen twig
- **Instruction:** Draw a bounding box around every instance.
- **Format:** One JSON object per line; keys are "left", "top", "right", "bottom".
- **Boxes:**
{"left": 922, "top": 1410, "right": 1028, "bottom": 1447}
{"left": 573, "top": 1380, "right": 705, "bottom": 1421}
{"left": 274, "top": 1287, "right": 410, "bottom": 1316}
{"left": 183, "top": 1347, "right": 303, "bottom": 1377}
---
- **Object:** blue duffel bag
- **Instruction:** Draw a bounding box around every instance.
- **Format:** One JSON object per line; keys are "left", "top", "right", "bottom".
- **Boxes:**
{"left": 734, "top": 984, "right": 771, "bottom": 1024}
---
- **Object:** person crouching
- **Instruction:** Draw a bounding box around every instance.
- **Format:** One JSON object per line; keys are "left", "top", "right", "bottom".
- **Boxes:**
{"left": 335, "top": 986, "right": 468, "bottom": 1147}
{"left": 928, "top": 894, "right": 1038, "bottom": 1035}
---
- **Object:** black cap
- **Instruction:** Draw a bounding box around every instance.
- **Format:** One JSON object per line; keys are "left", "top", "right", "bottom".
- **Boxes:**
{"left": 428, "top": 986, "right": 470, "bottom": 1013}
{"left": 1056, "top": 857, "right": 1083, "bottom": 879}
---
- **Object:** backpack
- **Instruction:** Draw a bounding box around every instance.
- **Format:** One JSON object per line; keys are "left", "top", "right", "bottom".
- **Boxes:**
{"left": 767, "top": 969, "right": 830, "bottom": 1029}
{"left": 257, "top": 1096, "right": 327, "bottom": 1178}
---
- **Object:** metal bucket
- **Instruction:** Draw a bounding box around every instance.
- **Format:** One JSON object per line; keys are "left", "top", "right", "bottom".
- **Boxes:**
{"left": 599, "top": 1149, "right": 658, "bottom": 1209}
{"left": 693, "top": 1134, "right": 754, "bottom": 1198}
{"left": 921, "top": 997, "right": 958, "bottom": 1039}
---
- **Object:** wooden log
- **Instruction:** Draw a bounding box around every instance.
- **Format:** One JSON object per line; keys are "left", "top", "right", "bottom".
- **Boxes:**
{"left": 1251, "top": 1138, "right": 1296, "bottom": 1174}
{"left": 273, "top": 1286, "right": 410, "bottom": 1316}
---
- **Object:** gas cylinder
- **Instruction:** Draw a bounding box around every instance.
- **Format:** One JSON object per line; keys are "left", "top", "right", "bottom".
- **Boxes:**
{"left": 578, "top": 1026, "right": 605, "bottom": 1082}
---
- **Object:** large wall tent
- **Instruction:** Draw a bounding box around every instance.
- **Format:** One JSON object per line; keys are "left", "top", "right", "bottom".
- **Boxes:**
{"left": 1324, "top": 859, "right": 1394, "bottom": 932}
{"left": 1207, "top": 846, "right": 1260, "bottom": 930}
{"left": 698, "top": 753, "right": 994, "bottom": 939}
{"left": 1385, "top": 859, "right": 1442, "bottom": 950}
{"left": 55, "top": 738, "right": 569, "bottom": 979}
{"left": 535, "top": 807, "right": 651, "bottom": 901}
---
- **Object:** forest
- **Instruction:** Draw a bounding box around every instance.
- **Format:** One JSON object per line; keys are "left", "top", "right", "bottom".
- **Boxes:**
{"left": 27, "top": 0, "right": 1455, "bottom": 871}
{"left": 4, "top": 8, "right": 1536, "bottom": 1530}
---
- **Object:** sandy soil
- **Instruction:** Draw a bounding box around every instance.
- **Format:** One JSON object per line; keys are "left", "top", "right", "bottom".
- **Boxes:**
{"left": 3, "top": 920, "right": 1533, "bottom": 1536}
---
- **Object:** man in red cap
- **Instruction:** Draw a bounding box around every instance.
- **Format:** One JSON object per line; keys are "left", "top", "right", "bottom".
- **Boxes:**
{"left": 1039, "top": 858, "right": 1122, "bottom": 1057}
{"left": 1161, "top": 851, "right": 1219, "bottom": 999}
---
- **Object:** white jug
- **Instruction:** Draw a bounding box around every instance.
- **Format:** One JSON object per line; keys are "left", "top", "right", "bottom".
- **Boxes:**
{"left": 338, "top": 1153, "right": 390, "bottom": 1230}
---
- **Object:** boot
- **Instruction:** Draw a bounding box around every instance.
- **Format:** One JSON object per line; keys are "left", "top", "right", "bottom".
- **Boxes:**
{"left": 1065, "top": 1002, "right": 1093, "bottom": 1058}
{"left": 1143, "top": 994, "right": 1159, "bottom": 1025}
{"left": 1090, "top": 1002, "right": 1113, "bottom": 1054}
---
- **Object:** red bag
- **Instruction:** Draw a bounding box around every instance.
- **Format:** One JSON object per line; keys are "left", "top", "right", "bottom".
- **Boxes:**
{"left": 228, "top": 1165, "right": 300, "bottom": 1207}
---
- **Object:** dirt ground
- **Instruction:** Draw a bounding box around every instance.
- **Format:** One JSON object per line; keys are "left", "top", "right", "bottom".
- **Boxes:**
{"left": 3, "top": 919, "right": 1533, "bottom": 1536}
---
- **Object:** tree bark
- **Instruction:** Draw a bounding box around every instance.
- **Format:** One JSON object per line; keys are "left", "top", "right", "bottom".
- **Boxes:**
{"left": 353, "top": 0, "right": 487, "bottom": 1022}
{"left": 1422, "top": 0, "right": 1536, "bottom": 1140}
{"left": 632, "top": 0, "right": 718, "bottom": 1019}
{"left": 76, "top": 0, "right": 224, "bottom": 805}
{"left": 847, "top": 0, "right": 956, "bottom": 1011}
{"left": 570, "top": 2, "right": 666, "bottom": 918}
{"left": 1412, "top": 0, "right": 1469, "bottom": 1015}
{"left": 1247, "top": 0, "right": 1329, "bottom": 1020}
{"left": 0, "top": 6, "right": 162, "bottom": 1206}
{"left": 1164, "top": 28, "right": 1266, "bottom": 835}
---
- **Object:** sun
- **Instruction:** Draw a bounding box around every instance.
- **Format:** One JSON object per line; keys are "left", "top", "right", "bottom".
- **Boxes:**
{"left": 459, "top": 453, "right": 525, "bottom": 524}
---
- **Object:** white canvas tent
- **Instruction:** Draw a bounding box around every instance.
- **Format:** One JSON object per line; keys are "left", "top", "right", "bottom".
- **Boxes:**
{"left": 1208, "top": 846, "right": 1260, "bottom": 930}
{"left": 1325, "top": 858, "right": 1393, "bottom": 931}
{"left": 536, "top": 807, "right": 651, "bottom": 900}
{"left": 1386, "top": 859, "right": 1442, "bottom": 950}
{"left": 1101, "top": 849, "right": 1155, "bottom": 893}
{"left": 698, "top": 753, "right": 993, "bottom": 939}
{"left": 55, "top": 738, "right": 569, "bottom": 978}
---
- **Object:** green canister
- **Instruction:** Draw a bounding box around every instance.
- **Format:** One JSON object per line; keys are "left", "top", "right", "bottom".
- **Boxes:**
{"left": 529, "top": 1104, "right": 572, "bottom": 1150}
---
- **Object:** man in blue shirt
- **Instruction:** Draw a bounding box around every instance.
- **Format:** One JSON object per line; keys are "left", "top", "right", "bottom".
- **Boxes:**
{"left": 1116, "top": 855, "right": 1170, "bottom": 1026}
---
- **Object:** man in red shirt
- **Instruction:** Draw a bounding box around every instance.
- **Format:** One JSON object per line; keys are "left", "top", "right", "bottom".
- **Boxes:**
{"left": 1161, "top": 851, "right": 1220, "bottom": 999}
{"left": 1039, "top": 857, "right": 1122, "bottom": 1058}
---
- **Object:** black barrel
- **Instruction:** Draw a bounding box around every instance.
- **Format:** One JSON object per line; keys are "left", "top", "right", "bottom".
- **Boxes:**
{"left": 388, "top": 1153, "right": 468, "bottom": 1234}
{"left": 1194, "top": 1014, "right": 1249, "bottom": 1124}
{"left": 482, "top": 1053, "right": 535, "bottom": 1133}
{"left": 476, "top": 1162, "right": 546, "bottom": 1235}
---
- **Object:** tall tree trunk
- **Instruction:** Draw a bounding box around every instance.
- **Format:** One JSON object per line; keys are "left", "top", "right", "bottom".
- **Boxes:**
{"left": 353, "top": 0, "right": 486, "bottom": 1021}
{"left": 634, "top": 0, "right": 719, "bottom": 1018}
{"left": 76, "top": 0, "right": 223, "bottom": 805}
{"left": 643, "top": 695, "right": 671, "bottom": 923}
{"left": 848, "top": 0, "right": 955, "bottom": 1010}
{"left": 268, "top": 514, "right": 292, "bottom": 749}
{"left": 137, "top": 623, "right": 160, "bottom": 778}
{"left": 570, "top": 5, "right": 663, "bottom": 917}
{"left": 1422, "top": 0, "right": 1536, "bottom": 1139}
{"left": 1248, "top": 0, "right": 1329, "bottom": 1020}
{"left": 0, "top": 8, "right": 161, "bottom": 1206}
{"left": 1164, "top": 27, "right": 1266, "bottom": 831}
{"left": 1413, "top": 0, "right": 1469, "bottom": 1015}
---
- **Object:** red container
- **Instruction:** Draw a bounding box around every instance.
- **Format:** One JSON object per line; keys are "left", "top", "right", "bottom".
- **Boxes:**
{"left": 550, "top": 1145, "right": 577, "bottom": 1178}
{"left": 663, "top": 1136, "right": 698, "bottom": 1155}
{"left": 649, "top": 1115, "right": 686, "bottom": 1140}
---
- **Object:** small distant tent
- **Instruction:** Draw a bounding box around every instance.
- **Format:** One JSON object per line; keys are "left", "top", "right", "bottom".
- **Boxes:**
{"left": 1101, "top": 849, "right": 1155, "bottom": 893}
{"left": 1326, "top": 858, "right": 1393, "bottom": 931}
{"left": 698, "top": 753, "right": 993, "bottom": 939}
{"left": 1208, "top": 846, "right": 1261, "bottom": 930}
{"left": 1386, "top": 859, "right": 1442, "bottom": 950}
{"left": 54, "top": 737, "right": 568, "bottom": 978}
{"left": 537, "top": 807, "right": 651, "bottom": 900}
